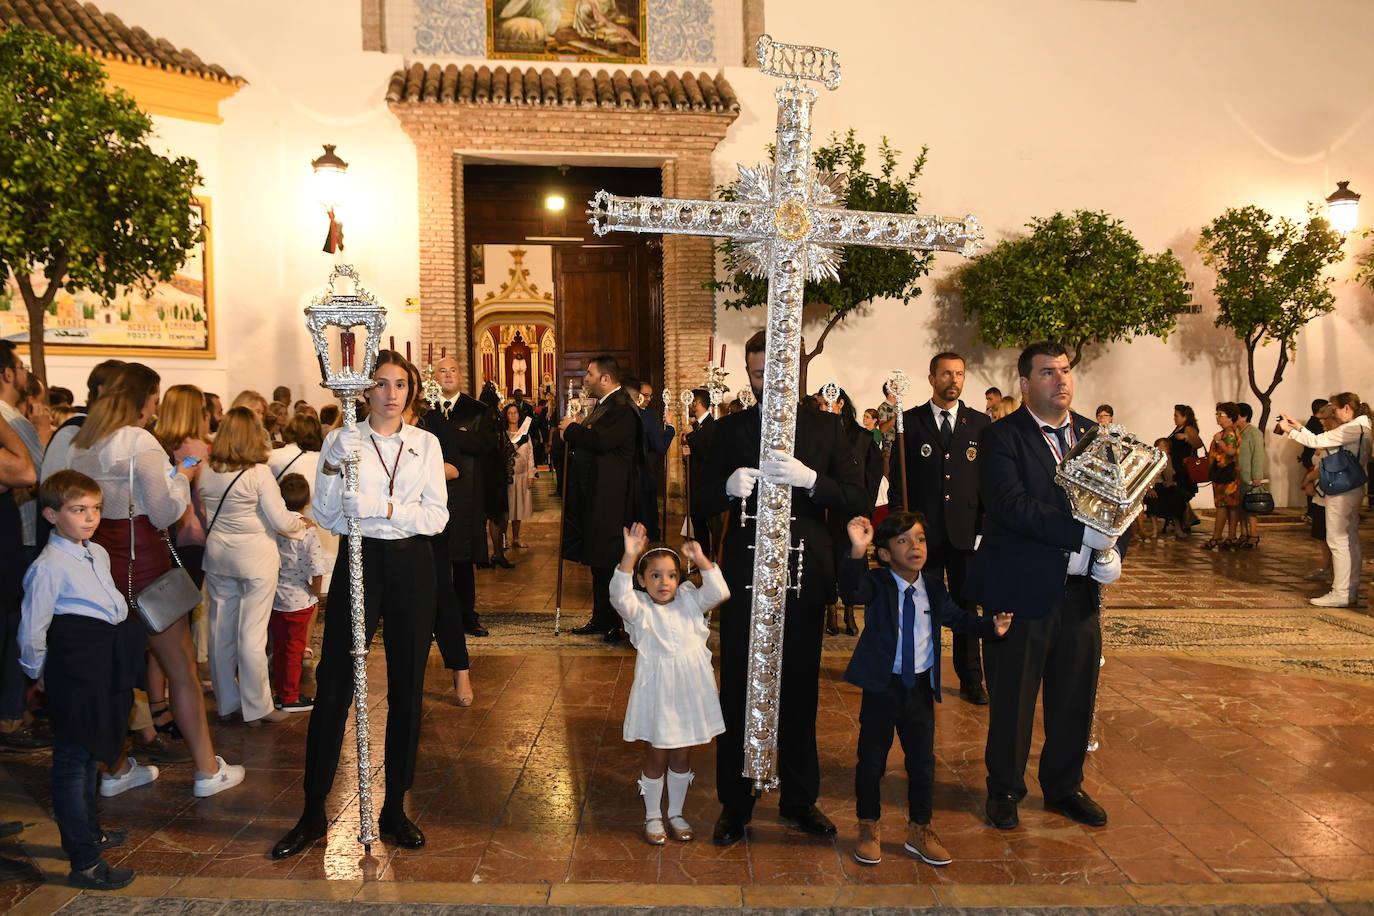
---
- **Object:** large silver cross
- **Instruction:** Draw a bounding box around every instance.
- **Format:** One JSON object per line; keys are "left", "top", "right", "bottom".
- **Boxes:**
{"left": 588, "top": 34, "right": 982, "bottom": 790}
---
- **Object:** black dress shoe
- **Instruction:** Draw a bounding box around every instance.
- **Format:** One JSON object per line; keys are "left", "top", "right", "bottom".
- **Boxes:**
{"left": 603, "top": 628, "right": 626, "bottom": 644}
{"left": 779, "top": 804, "right": 837, "bottom": 839}
{"left": 0, "top": 855, "right": 39, "bottom": 882}
{"left": 378, "top": 813, "right": 425, "bottom": 849}
{"left": 475, "top": 560, "right": 492, "bottom": 569}
{"left": 712, "top": 807, "right": 750, "bottom": 846}
{"left": 270, "top": 817, "right": 326, "bottom": 860}
{"left": 0, "top": 820, "right": 23, "bottom": 840}
{"left": 986, "top": 793, "right": 1019, "bottom": 830}
{"left": 465, "top": 625, "right": 490, "bottom": 637}
{"left": 493, "top": 557, "right": 516, "bottom": 570}
{"left": 1046, "top": 790, "right": 1108, "bottom": 827}
{"left": 959, "top": 683, "right": 990, "bottom": 706}
{"left": 571, "top": 621, "right": 611, "bottom": 636}
{"left": 0, "top": 725, "right": 52, "bottom": 750}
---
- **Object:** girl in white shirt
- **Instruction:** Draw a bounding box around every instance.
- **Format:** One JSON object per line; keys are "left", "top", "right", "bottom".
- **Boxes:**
{"left": 1279, "top": 392, "right": 1373, "bottom": 608}
{"left": 200, "top": 407, "right": 310, "bottom": 726}
{"left": 272, "top": 351, "right": 448, "bottom": 860}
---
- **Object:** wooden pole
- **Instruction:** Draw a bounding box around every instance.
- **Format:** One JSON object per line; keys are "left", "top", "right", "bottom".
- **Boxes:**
{"left": 553, "top": 437, "right": 572, "bottom": 635}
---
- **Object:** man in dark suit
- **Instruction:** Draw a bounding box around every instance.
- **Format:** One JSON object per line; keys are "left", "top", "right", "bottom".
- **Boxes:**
{"left": 683, "top": 388, "right": 716, "bottom": 556}
{"left": 559, "top": 355, "right": 646, "bottom": 644}
{"left": 697, "top": 330, "right": 866, "bottom": 846}
{"left": 966, "top": 341, "right": 1124, "bottom": 832}
{"left": 896, "top": 352, "right": 991, "bottom": 705}
{"left": 623, "top": 376, "right": 675, "bottom": 541}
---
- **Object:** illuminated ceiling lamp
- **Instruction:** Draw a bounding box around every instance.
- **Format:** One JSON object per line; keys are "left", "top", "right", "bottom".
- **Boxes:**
{"left": 1325, "top": 180, "right": 1361, "bottom": 234}
{"left": 311, "top": 144, "right": 350, "bottom": 253}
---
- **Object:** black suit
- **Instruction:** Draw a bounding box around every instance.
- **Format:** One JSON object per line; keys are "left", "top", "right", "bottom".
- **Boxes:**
{"left": 965, "top": 406, "right": 1122, "bottom": 803}
{"left": 696, "top": 404, "right": 866, "bottom": 813}
{"left": 562, "top": 387, "right": 646, "bottom": 629}
{"left": 897, "top": 400, "right": 990, "bottom": 689}
{"left": 685, "top": 413, "right": 716, "bottom": 555}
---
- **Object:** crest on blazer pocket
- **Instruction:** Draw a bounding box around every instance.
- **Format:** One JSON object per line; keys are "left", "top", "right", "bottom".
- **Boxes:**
{"left": 966, "top": 446, "right": 977, "bottom": 461}
{"left": 920, "top": 443, "right": 933, "bottom": 458}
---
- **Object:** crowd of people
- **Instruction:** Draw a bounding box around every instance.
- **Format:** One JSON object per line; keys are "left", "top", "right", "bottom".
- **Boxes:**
{"left": 1, "top": 332, "right": 1369, "bottom": 887}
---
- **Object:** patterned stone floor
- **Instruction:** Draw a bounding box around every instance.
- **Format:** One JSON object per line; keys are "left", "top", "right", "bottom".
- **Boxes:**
{"left": 3, "top": 483, "right": 1374, "bottom": 912}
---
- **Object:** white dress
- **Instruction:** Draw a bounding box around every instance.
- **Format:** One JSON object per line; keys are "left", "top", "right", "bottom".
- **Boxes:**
{"left": 611, "top": 566, "right": 728, "bottom": 749}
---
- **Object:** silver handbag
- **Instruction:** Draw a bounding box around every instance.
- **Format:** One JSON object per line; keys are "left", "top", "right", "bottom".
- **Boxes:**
{"left": 126, "top": 455, "right": 205, "bottom": 634}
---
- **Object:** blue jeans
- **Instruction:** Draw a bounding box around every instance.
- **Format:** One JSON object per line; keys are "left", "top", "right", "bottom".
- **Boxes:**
{"left": 52, "top": 737, "right": 103, "bottom": 871}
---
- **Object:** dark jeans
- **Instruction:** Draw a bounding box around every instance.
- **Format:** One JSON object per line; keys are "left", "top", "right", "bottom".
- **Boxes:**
{"left": 302, "top": 536, "right": 436, "bottom": 816}
{"left": 52, "top": 737, "right": 104, "bottom": 871}
{"left": 855, "top": 674, "right": 936, "bottom": 824}
{"left": 924, "top": 542, "right": 981, "bottom": 688}
{"left": 983, "top": 576, "right": 1100, "bottom": 801}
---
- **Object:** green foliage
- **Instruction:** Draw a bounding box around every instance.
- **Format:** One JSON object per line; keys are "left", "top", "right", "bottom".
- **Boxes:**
{"left": 708, "top": 130, "right": 935, "bottom": 386}
{"left": 1352, "top": 228, "right": 1374, "bottom": 291}
{"left": 1196, "top": 205, "right": 1345, "bottom": 429}
{"left": 956, "top": 210, "right": 1189, "bottom": 367}
{"left": 0, "top": 25, "right": 203, "bottom": 381}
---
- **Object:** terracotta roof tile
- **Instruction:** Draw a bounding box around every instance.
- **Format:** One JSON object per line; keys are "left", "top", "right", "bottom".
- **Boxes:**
{"left": 1, "top": 0, "right": 245, "bottom": 84}
{"left": 386, "top": 62, "right": 739, "bottom": 113}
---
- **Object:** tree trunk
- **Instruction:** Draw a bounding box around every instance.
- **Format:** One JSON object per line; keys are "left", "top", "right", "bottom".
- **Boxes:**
{"left": 1068, "top": 339, "right": 1086, "bottom": 369}
{"left": 15, "top": 258, "right": 67, "bottom": 387}
{"left": 1244, "top": 332, "right": 1289, "bottom": 434}
{"left": 797, "top": 309, "right": 843, "bottom": 396}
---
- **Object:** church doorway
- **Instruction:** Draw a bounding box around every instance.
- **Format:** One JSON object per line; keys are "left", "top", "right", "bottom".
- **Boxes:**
{"left": 464, "top": 164, "right": 662, "bottom": 413}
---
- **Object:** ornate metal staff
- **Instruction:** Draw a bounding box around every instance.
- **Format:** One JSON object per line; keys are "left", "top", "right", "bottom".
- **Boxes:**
{"left": 818, "top": 380, "right": 840, "bottom": 412}
{"left": 661, "top": 386, "right": 672, "bottom": 539}
{"left": 678, "top": 389, "right": 696, "bottom": 572}
{"left": 588, "top": 34, "right": 981, "bottom": 790}
{"left": 303, "top": 264, "right": 386, "bottom": 851}
{"left": 738, "top": 387, "right": 757, "bottom": 409}
{"left": 886, "top": 370, "right": 911, "bottom": 512}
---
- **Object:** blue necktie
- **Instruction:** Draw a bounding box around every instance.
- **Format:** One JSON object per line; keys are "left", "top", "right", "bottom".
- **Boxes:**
{"left": 1041, "top": 424, "right": 1070, "bottom": 457}
{"left": 901, "top": 584, "right": 917, "bottom": 688}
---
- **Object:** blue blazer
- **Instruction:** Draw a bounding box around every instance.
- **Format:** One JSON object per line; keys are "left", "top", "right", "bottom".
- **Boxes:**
{"left": 964, "top": 406, "right": 1129, "bottom": 619}
{"left": 839, "top": 557, "right": 995, "bottom": 696}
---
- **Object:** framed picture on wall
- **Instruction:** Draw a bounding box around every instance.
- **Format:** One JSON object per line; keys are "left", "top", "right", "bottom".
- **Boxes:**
{"left": 486, "top": 0, "right": 647, "bottom": 65}
{"left": 0, "top": 197, "right": 215, "bottom": 359}
{"left": 470, "top": 243, "right": 485, "bottom": 284}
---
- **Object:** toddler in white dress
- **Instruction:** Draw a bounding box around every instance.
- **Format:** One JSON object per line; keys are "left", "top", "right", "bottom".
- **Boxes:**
{"left": 610, "top": 523, "right": 728, "bottom": 845}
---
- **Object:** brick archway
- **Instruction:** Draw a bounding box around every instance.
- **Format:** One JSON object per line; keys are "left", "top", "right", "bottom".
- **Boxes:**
{"left": 386, "top": 63, "right": 740, "bottom": 431}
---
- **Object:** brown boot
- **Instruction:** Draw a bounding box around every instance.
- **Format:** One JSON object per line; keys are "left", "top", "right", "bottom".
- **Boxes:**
{"left": 853, "top": 818, "right": 881, "bottom": 865}
{"left": 824, "top": 606, "right": 839, "bottom": 636}
{"left": 904, "top": 821, "right": 951, "bottom": 865}
{"left": 843, "top": 605, "right": 858, "bottom": 636}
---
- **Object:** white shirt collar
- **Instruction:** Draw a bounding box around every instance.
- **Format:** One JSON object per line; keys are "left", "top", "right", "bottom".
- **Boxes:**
{"left": 1025, "top": 405, "right": 1071, "bottom": 434}
{"left": 928, "top": 400, "right": 960, "bottom": 425}
{"left": 597, "top": 385, "right": 622, "bottom": 406}
{"left": 48, "top": 534, "right": 94, "bottom": 560}
{"left": 890, "top": 568, "right": 924, "bottom": 597}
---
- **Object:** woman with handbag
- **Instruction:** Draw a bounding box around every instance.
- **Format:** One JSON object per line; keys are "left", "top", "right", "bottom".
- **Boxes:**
{"left": 69, "top": 364, "right": 245, "bottom": 797}
{"left": 1169, "top": 405, "right": 1205, "bottom": 532}
{"left": 1204, "top": 402, "right": 1242, "bottom": 550}
{"left": 272, "top": 350, "right": 448, "bottom": 860}
{"left": 1235, "top": 403, "right": 1270, "bottom": 549}
{"left": 200, "top": 408, "right": 311, "bottom": 726}
{"left": 1278, "top": 392, "right": 1373, "bottom": 608}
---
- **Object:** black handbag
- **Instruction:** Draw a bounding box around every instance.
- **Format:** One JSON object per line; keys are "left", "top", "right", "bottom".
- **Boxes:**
{"left": 1242, "top": 487, "right": 1275, "bottom": 515}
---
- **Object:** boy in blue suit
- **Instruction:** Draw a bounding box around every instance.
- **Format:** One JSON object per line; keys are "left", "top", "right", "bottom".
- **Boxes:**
{"left": 840, "top": 511, "right": 1011, "bottom": 868}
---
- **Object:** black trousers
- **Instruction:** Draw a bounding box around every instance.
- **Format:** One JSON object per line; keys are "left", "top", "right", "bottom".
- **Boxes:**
{"left": 855, "top": 674, "right": 936, "bottom": 824}
{"left": 983, "top": 576, "right": 1100, "bottom": 801}
{"left": 430, "top": 535, "right": 469, "bottom": 671}
{"left": 453, "top": 562, "right": 481, "bottom": 629}
{"left": 925, "top": 542, "right": 982, "bottom": 687}
{"left": 716, "top": 590, "right": 824, "bottom": 813}
{"left": 588, "top": 565, "right": 617, "bottom": 630}
{"left": 689, "top": 513, "right": 713, "bottom": 558}
{"left": 302, "top": 536, "right": 436, "bottom": 813}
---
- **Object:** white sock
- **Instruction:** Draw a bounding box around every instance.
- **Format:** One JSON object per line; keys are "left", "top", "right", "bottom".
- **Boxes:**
{"left": 666, "top": 769, "right": 694, "bottom": 818}
{"left": 637, "top": 773, "right": 664, "bottom": 820}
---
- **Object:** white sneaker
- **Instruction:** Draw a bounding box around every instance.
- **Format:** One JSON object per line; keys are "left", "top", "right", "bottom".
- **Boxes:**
{"left": 193, "top": 756, "right": 245, "bottom": 798}
{"left": 1310, "top": 592, "right": 1351, "bottom": 608}
{"left": 99, "top": 757, "right": 159, "bottom": 797}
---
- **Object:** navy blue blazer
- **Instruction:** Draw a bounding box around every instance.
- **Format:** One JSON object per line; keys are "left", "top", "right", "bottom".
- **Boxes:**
{"left": 965, "top": 406, "right": 1129, "bottom": 619}
{"left": 839, "top": 557, "right": 996, "bottom": 696}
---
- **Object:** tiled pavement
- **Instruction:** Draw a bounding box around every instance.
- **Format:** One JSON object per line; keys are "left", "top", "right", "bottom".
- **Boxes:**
{"left": 3, "top": 486, "right": 1374, "bottom": 912}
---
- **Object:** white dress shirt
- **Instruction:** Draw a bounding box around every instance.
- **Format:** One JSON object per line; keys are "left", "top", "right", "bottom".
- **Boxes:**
{"left": 1025, "top": 406, "right": 1092, "bottom": 575}
{"left": 69, "top": 426, "right": 190, "bottom": 528}
{"left": 199, "top": 463, "right": 309, "bottom": 578}
{"left": 314, "top": 417, "right": 449, "bottom": 538}
{"left": 890, "top": 569, "right": 934, "bottom": 676}
{"left": 40, "top": 415, "right": 84, "bottom": 481}
{"left": 20, "top": 535, "right": 129, "bottom": 678}
{"left": 927, "top": 400, "right": 961, "bottom": 431}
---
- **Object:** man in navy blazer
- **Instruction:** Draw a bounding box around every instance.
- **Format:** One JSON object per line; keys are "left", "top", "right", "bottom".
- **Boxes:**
{"left": 966, "top": 341, "right": 1124, "bottom": 832}
{"left": 839, "top": 511, "right": 1010, "bottom": 868}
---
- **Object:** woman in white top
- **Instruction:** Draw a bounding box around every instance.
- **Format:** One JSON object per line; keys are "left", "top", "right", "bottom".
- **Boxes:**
{"left": 69, "top": 364, "right": 244, "bottom": 796}
{"left": 200, "top": 407, "right": 310, "bottom": 726}
{"left": 269, "top": 413, "right": 323, "bottom": 485}
{"left": 504, "top": 403, "right": 535, "bottom": 547}
{"left": 272, "top": 350, "right": 448, "bottom": 860}
{"left": 1278, "top": 391, "right": 1373, "bottom": 608}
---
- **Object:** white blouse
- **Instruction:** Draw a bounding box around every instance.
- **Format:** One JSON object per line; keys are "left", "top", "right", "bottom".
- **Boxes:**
{"left": 1287, "top": 414, "right": 1372, "bottom": 462}
{"left": 69, "top": 426, "right": 189, "bottom": 527}
{"left": 199, "top": 463, "right": 309, "bottom": 578}
{"left": 313, "top": 418, "right": 448, "bottom": 539}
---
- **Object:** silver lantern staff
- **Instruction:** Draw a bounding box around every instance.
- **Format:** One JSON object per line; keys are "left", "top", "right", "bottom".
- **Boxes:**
{"left": 661, "top": 387, "right": 673, "bottom": 539}
{"left": 303, "top": 264, "right": 386, "bottom": 851}
{"left": 678, "top": 389, "right": 697, "bottom": 572}
{"left": 588, "top": 34, "right": 981, "bottom": 791}
{"left": 886, "top": 369, "right": 911, "bottom": 512}
{"left": 818, "top": 380, "right": 840, "bottom": 412}
{"left": 738, "top": 388, "right": 757, "bottom": 409}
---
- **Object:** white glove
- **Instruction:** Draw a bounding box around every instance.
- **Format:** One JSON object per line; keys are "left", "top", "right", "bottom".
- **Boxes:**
{"left": 324, "top": 424, "right": 363, "bottom": 466}
{"left": 726, "top": 467, "right": 762, "bottom": 499}
{"left": 759, "top": 449, "right": 818, "bottom": 490}
{"left": 342, "top": 489, "right": 388, "bottom": 520}
{"left": 1090, "top": 547, "right": 1122, "bottom": 584}
{"left": 1082, "top": 527, "right": 1117, "bottom": 551}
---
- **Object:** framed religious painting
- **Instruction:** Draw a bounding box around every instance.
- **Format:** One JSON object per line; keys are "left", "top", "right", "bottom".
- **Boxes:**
{"left": 486, "top": 0, "right": 647, "bottom": 64}
{"left": 0, "top": 197, "right": 216, "bottom": 359}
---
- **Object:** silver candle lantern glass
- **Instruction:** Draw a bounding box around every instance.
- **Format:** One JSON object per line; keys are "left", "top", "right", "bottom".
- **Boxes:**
{"left": 303, "top": 263, "right": 387, "bottom": 851}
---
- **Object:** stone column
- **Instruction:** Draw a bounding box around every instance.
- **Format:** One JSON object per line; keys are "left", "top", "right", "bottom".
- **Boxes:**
{"left": 416, "top": 146, "right": 468, "bottom": 382}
